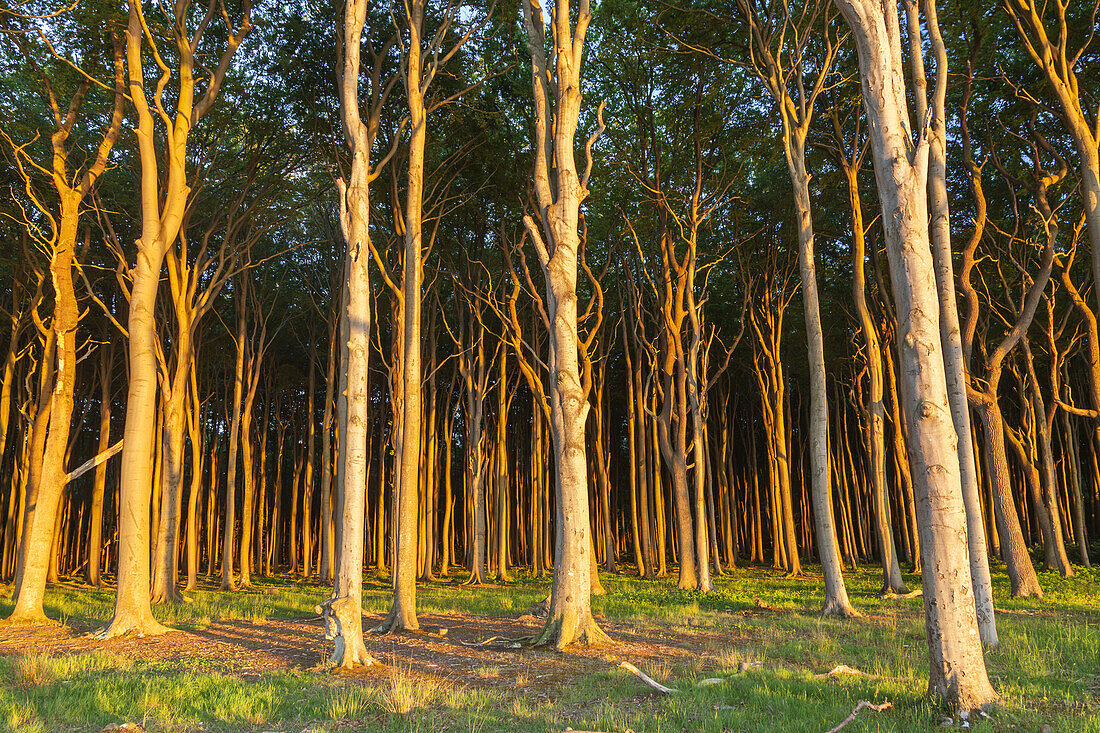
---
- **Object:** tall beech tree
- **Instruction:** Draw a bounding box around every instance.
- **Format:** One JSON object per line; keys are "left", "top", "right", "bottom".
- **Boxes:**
{"left": 831, "top": 0, "right": 998, "bottom": 711}
{"left": 3, "top": 21, "right": 124, "bottom": 623}
{"left": 99, "top": 0, "right": 249, "bottom": 639}
{"left": 521, "top": 0, "right": 612, "bottom": 650}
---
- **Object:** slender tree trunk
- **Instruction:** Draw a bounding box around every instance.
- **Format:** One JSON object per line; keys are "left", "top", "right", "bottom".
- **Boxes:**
{"left": 218, "top": 285, "right": 247, "bottom": 590}
{"left": 185, "top": 366, "right": 203, "bottom": 590}
{"left": 8, "top": 196, "right": 80, "bottom": 622}
{"left": 523, "top": 0, "right": 610, "bottom": 650}
{"left": 379, "top": 11, "right": 425, "bottom": 629}
{"left": 914, "top": 0, "right": 998, "bottom": 644}
{"left": 845, "top": 163, "right": 908, "bottom": 595}
{"left": 787, "top": 139, "right": 856, "bottom": 617}
{"left": 86, "top": 343, "right": 113, "bottom": 588}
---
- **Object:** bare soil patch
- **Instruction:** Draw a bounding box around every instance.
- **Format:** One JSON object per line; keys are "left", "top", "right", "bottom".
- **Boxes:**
{"left": 0, "top": 611, "right": 731, "bottom": 695}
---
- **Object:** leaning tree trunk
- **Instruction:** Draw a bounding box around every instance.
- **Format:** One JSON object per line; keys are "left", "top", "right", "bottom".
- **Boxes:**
{"left": 832, "top": 0, "right": 997, "bottom": 710}
{"left": 7, "top": 195, "right": 80, "bottom": 622}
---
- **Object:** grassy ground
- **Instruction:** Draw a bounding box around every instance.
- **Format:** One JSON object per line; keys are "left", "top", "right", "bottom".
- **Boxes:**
{"left": 0, "top": 562, "right": 1097, "bottom": 732}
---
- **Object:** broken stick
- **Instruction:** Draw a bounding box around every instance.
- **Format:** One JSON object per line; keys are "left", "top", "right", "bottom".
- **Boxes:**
{"left": 824, "top": 700, "right": 892, "bottom": 733}
{"left": 619, "top": 662, "right": 676, "bottom": 694}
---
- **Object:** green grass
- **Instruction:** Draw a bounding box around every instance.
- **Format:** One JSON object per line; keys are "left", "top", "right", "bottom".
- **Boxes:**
{"left": 0, "top": 564, "right": 1097, "bottom": 732}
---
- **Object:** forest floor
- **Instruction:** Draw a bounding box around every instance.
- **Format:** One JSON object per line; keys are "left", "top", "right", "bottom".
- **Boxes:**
{"left": 0, "top": 563, "right": 1097, "bottom": 732}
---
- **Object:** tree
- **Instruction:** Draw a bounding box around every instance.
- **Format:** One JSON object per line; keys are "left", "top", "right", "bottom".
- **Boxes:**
{"left": 101, "top": 0, "right": 250, "bottom": 639}
{"left": 521, "top": 0, "right": 611, "bottom": 650}
{"left": 3, "top": 18, "right": 124, "bottom": 622}
{"left": 831, "top": 0, "right": 998, "bottom": 711}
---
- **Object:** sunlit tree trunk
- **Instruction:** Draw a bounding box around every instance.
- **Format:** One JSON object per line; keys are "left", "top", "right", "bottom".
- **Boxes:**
{"left": 522, "top": 0, "right": 611, "bottom": 650}
{"left": 832, "top": 0, "right": 998, "bottom": 709}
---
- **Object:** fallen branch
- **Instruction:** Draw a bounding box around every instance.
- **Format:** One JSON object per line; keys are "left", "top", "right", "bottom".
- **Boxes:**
{"left": 824, "top": 700, "right": 892, "bottom": 733}
{"left": 65, "top": 439, "right": 123, "bottom": 484}
{"left": 816, "top": 664, "right": 878, "bottom": 679}
{"left": 880, "top": 589, "right": 923, "bottom": 600}
{"left": 619, "top": 661, "right": 676, "bottom": 694}
{"left": 459, "top": 635, "right": 532, "bottom": 648}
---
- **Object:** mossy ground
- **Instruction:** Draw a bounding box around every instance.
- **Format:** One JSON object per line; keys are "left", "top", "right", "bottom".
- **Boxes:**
{"left": 0, "top": 562, "right": 1097, "bottom": 732}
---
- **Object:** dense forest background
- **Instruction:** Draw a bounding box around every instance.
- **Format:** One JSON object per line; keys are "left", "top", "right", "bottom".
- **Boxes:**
{"left": 1, "top": 0, "right": 1098, "bottom": 704}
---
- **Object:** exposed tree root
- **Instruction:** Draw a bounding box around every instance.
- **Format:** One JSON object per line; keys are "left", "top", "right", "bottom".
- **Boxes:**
{"left": 459, "top": 634, "right": 533, "bottom": 648}
{"left": 525, "top": 596, "right": 550, "bottom": 619}
{"left": 94, "top": 611, "right": 169, "bottom": 639}
{"left": 373, "top": 603, "right": 419, "bottom": 634}
{"left": 815, "top": 664, "right": 886, "bottom": 680}
{"left": 150, "top": 587, "right": 183, "bottom": 605}
{"left": 533, "top": 609, "right": 613, "bottom": 651}
{"left": 620, "top": 659, "right": 763, "bottom": 694}
{"left": 824, "top": 700, "right": 892, "bottom": 733}
{"left": 620, "top": 662, "right": 676, "bottom": 693}
{"left": 2, "top": 611, "right": 53, "bottom": 625}
{"left": 880, "top": 589, "right": 922, "bottom": 600}
{"left": 821, "top": 598, "right": 862, "bottom": 619}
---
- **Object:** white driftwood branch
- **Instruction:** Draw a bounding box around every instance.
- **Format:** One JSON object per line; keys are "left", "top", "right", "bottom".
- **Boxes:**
{"left": 619, "top": 662, "right": 676, "bottom": 694}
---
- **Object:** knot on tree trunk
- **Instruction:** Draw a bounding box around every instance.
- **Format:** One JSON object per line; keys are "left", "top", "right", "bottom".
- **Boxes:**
{"left": 317, "top": 594, "right": 359, "bottom": 667}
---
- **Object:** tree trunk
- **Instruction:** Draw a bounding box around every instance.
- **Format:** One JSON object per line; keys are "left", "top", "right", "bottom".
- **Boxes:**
{"left": 220, "top": 284, "right": 247, "bottom": 590}
{"left": 86, "top": 343, "right": 113, "bottom": 588}
{"left": 846, "top": 165, "right": 908, "bottom": 595}
{"left": 8, "top": 194, "right": 80, "bottom": 622}
{"left": 833, "top": 0, "right": 997, "bottom": 709}
{"left": 787, "top": 139, "right": 856, "bottom": 617}
{"left": 378, "top": 6, "right": 425, "bottom": 630}
{"left": 523, "top": 0, "right": 610, "bottom": 650}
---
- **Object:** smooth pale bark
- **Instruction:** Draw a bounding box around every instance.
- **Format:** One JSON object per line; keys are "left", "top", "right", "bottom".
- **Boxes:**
{"left": 460, "top": 314, "right": 489, "bottom": 585}
{"left": 788, "top": 141, "right": 857, "bottom": 617}
{"left": 221, "top": 283, "right": 247, "bottom": 590}
{"left": 7, "top": 41, "right": 124, "bottom": 620}
{"left": 377, "top": 0, "right": 426, "bottom": 632}
{"left": 1060, "top": 410, "right": 1090, "bottom": 566}
{"left": 238, "top": 341, "right": 264, "bottom": 588}
{"left": 325, "top": 0, "right": 380, "bottom": 668}
{"left": 1003, "top": 0, "right": 1100, "bottom": 322}
{"left": 653, "top": 254, "right": 697, "bottom": 590}
{"left": 1021, "top": 340, "right": 1073, "bottom": 576}
{"left": 522, "top": 0, "right": 610, "bottom": 650}
{"left": 684, "top": 258, "right": 712, "bottom": 591}
{"left": 106, "top": 0, "right": 238, "bottom": 636}
{"left": 8, "top": 193, "right": 80, "bottom": 622}
{"left": 737, "top": 0, "right": 852, "bottom": 615}
{"left": 494, "top": 353, "right": 513, "bottom": 582}
{"left": 319, "top": 325, "right": 336, "bottom": 582}
{"left": 841, "top": 158, "right": 908, "bottom": 595}
{"left": 0, "top": 310, "right": 19, "bottom": 482}
{"left": 302, "top": 351, "right": 317, "bottom": 578}
{"left": 441, "top": 393, "right": 456, "bottom": 576}
{"left": 184, "top": 365, "right": 203, "bottom": 590}
{"left": 958, "top": 152, "right": 1053, "bottom": 596}
{"left": 152, "top": 249, "right": 197, "bottom": 603}
{"left": 105, "top": 1, "right": 247, "bottom": 631}
{"left": 832, "top": 0, "right": 997, "bottom": 710}
{"left": 907, "top": 0, "right": 997, "bottom": 645}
